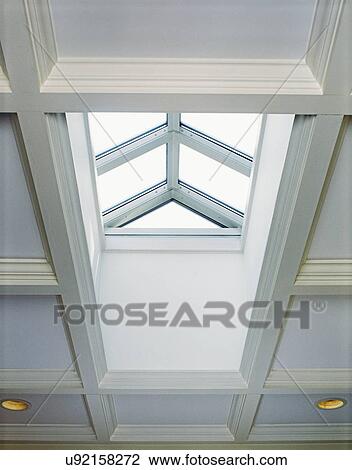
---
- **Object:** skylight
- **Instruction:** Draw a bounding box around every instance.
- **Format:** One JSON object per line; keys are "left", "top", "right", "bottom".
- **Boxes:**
{"left": 88, "top": 112, "right": 261, "bottom": 232}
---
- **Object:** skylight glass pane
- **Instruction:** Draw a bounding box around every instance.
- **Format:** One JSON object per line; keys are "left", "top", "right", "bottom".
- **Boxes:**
{"left": 89, "top": 112, "right": 166, "bottom": 155}
{"left": 124, "top": 201, "right": 219, "bottom": 228}
{"left": 98, "top": 145, "right": 166, "bottom": 211}
{"left": 179, "top": 145, "right": 249, "bottom": 212}
{"left": 181, "top": 113, "right": 261, "bottom": 156}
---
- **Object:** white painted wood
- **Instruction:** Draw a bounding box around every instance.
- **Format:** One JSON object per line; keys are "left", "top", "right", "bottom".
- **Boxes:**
{"left": 307, "top": 117, "right": 352, "bottom": 259}
{"left": 42, "top": 59, "right": 321, "bottom": 95}
{"left": 2, "top": 93, "right": 352, "bottom": 115}
{"left": 0, "top": 0, "right": 351, "bottom": 446}
{"left": 66, "top": 113, "right": 105, "bottom": 288}
{"left": 0, "top": 425, "right": 96, "bottom": 441}
{"left": 104, "top": 233, "right": 242, "bottom": 253}
{"left": 111, "top": 425, "right": 233, "bottom": 442}
{"left": 306, "top": 0, "right": 345, "bottom": 92}
{"left": 100, "top": 371, "right": 247, "bottom": 391}
{"left": 0, "top": 68, "right": 11, "bottom": 92}
{"left": 249, "top": 424, "right": 352, "bottom": 441}
{"left": 0, "top": 369, "right": 82, "bottom": 390}
{"left": 235, "top": 115, "right": 344, "bottom": 441}
{"left": 266, "top": 369, "right": 352, "bottom": 389}
{"left": 24, "top": 0, "right": 57, "bottom": 83}
{"left": 0, "top": 258, "right": 57, "bottom": 286}
{"left": 295, "top": 259, "right": 352, "bottom": 286}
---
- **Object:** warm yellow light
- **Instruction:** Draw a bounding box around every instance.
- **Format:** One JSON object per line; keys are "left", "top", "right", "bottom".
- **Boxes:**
{"left": 316, "top": 398, "right": 346, "bottom": 410}
{"left": 0, "top": 399, "right": 31, "bottom": 411}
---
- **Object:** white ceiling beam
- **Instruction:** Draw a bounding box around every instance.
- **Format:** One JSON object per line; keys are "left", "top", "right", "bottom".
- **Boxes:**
{"left": 307, "top": 0, "right": 351, "bottom": 95}
{"left": 0, "top": 0, "right": 113, "bottom": 440}
{"left": 1, "top": 92, "right": 352, "bottom": 115}
{"left": 234, "top": 114, "right": 344, "bottom": 440}
{"left": 96, "top": 126, "right": 168, "bottom": 175}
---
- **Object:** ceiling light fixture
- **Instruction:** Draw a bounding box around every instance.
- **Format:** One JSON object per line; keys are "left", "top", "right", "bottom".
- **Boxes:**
{"left": 0, "top": 399, "right": 31, "bottom": 411}
{"left": 316, "top": 398, "right": 346, "bottom": 410}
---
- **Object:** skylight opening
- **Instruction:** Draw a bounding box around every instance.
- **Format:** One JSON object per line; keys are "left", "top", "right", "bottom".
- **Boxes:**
{"left": 88, "top": 112, "right": 261, "bottom": 232}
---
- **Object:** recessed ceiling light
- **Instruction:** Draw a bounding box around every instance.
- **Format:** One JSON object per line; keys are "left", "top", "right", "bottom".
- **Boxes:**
{"left": 316, "top": 398, "right": 346, "bottom": 410}
{"left": 0, "top": 399, "right": 31, "bottom": 411}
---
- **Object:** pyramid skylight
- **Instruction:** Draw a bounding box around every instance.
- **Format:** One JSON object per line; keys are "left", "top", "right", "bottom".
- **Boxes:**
{"left": 89, "top": 113, "right": 261, "bottom": 231}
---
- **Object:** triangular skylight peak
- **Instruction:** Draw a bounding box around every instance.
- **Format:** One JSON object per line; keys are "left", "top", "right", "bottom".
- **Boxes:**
{"left": 122, "top": 201, "right": 221, "bottom": 229}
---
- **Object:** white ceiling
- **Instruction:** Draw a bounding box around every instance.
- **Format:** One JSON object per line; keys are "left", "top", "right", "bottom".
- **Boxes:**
{"left": 0, "top": 394, "right": 90, "bottom": 425}
{"left": 114, "top": 394, "right": 233, "bottom": 425}
{"left": 0, "top": 114, "right": 44, "bottom": 258}
{"left": 49, "top": 0, "right": 315, "bottom": 59}
{"left": 0, "top": 296, "right": 74, "bottom": 369}
{"left": 272, "top": 296, "right": 352, "bottom": 369}
{"left": 255, "top": 393, "right": 352, "bottom": 425}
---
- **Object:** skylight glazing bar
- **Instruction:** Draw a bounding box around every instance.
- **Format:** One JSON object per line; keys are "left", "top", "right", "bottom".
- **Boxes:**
{"left": 173, "top": 183, "right": 243, "bottom": 228}
{"left": 166, "top": 113, "right": 180, "bottom": 189}
{"left": 179, "top": 125, "right": 252, "bottom": 177}
{"left": 103, "top": 181, "right": 171, "bottom": 228}
{"left": 96, "top": 125, "right": 168, "bottom": 175}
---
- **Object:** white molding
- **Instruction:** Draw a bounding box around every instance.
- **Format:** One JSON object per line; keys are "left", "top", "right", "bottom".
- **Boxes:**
{"left": 0, "top": 424, "right": 96, "bottom": 442}
{"left": 100, "top": 371, "right": 247, "bottom": 391}
{"left": 306, "top": 0, "right": 345, "bottom": 91}
{"left": 24, "top": 0, "right": 57, "bottom": 83}
{"left": 47, "top": 114, "right": 108, "bottom": 384}
{"left": 0, "top": 258, "right": 57, "bottom": 286}
{"left": 104, "top": 234, "right": 242, "bottom": 253}
{"left": 42, "top": 59, "right": 321, "bottom": 95}
{"left": 266, "top": 368, "right": 352, "bottom": 389}
{"left": 249, "top": 424, "right": 352, "bottom": 442}
{"left": 240, "top": 115, "right": 343, "bottom": 385}
{"left": 295, "top": 259, "right": 352, "bottom": 286}
{"left": 0, "top": 67, "right": 11, "bottom": 92}
{"left": 236, "top": 115, "right": 344, "bottom": 441}
{"left": 0, "top": 369, "right": 82, "bottom": 390}
{"left": 111, "top": 425, "right": 233, "bottom": 442}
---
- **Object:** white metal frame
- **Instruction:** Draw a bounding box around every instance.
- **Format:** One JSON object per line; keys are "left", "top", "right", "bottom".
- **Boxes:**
{"left": 93, "top": 113, "right": 256, "bottom": 230}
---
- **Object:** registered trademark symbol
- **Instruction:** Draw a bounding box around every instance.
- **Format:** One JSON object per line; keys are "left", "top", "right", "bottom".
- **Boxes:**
{"left": 311, "top": 299, "right": 327, "bottom": 313}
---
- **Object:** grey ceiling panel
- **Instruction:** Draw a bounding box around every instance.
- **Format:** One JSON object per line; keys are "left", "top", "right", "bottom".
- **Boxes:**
{"left": 0, "top": 394, "right": 90, "bottom": 425}
{"left": 309, "top": 119, "right": 352, "bottom": 259}
{"left": 114, "top": 394, "right": 233, "bottom": 425}
{"left": 255, "top": 394, "right": 352, "bottom": 425}
{"left": 0, "top": 114, "right": 44, "bottom": 258}
{"left": 50, "top": 0, "right": 315, "bottom": 60}
{"left": 0, "top": 296, "right": 73, "bottom": 369}
{"left": 273, "top": 296, "right": 352, "bottom": 369}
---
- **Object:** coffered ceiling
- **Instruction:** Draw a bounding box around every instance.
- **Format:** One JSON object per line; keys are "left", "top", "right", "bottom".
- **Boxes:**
{"left": 0, "top": 0, "right": 351, "bottom": 449}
